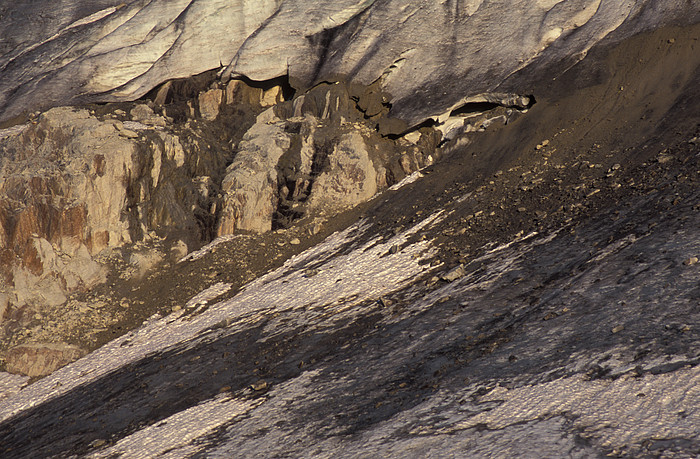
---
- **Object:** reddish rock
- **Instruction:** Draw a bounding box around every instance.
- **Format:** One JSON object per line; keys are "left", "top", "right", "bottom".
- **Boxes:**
{"left": 86, "top": 230, "right": 110, "bottom": 254}
{"left": 12, "top": 205, "right": 43, "bottom": 248}
{"left": 20, "top": 241, "right": 43, "bottom": 276}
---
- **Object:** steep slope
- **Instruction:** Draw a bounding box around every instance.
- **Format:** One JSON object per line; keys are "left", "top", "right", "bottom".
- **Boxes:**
{"left": 0, "top": 19, "right": 698, "bottom": 457}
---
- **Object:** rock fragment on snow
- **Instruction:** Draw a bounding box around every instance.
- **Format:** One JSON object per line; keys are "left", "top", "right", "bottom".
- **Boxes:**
{"left": 441, "top": 265, "right": 466, "bottom": 282}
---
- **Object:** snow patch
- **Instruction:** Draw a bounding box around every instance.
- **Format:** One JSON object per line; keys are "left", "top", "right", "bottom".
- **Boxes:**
{"left": 0, "top": 372, "right": 29, "bottom": 402}
{"left": 184, "top": 282, "right": 232, "bottom": 309}
{"left": 90, "top": 395, "right": 260, "bottom": 458}
{"left": 179, "top": 235, "right": 238, "bottom": 262}
{"left": 449, "top": 366, "right": 700, "bottom": 447}
{"left": 389, "top": 171, "right": 424, "bottom": 191}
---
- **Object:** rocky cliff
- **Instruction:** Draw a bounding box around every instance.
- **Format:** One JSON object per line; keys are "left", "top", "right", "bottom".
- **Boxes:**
{"left": 0, "top": 1, "right": 698, "bottom": 457}
{"left": 0, "top": 75, "right": 439, "bottom": 358}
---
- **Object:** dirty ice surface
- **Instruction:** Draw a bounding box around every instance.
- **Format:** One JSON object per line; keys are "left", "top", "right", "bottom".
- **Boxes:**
{"left": 1, "top": 187, "right": 698, "bottom": 456}
{"left": 0, "top": 211, "right": 444, "bottom": 423}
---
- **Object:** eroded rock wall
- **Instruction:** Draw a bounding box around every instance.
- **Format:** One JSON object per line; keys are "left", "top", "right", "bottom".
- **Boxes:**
{"left": 218, "top": 83, "right": 440, "bottom": 235}
{"left": 0, "top": 75, "right": 445, "bottom": 375}
{"left": 0, "top": 93, "right": 239, "bottom": 341}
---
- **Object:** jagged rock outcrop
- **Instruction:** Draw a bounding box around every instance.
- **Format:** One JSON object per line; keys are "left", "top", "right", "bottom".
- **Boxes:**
{"left": 1, "top": 108, "right": 139, "bottom": 253}
{"left": 217, "top": 83, "right": 439, "bottom": 234}
{"left": 217, "top": 109, "right": 291, "bottom": 234}
{"left": 304, "top": 130, "right": 378, "bottom": 213}
{"left": 0, "top": 75, "right": 442, "bottom": 365}
{"left": 2, "top": 0, "right": 698, "bottom": 128}
{"left": 0, "top": 99, "right": 234, "bottom": 334}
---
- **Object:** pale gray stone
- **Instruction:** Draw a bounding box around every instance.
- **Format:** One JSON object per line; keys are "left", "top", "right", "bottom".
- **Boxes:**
{"left": 198, "top": 89, "right": 224, "bottom": 121}
{"left": 441, "top": 264, "right": 466, "bottom": 282}
{"left": 0, "top": 102, "right": 235, "bottom": 335}
{"left": 170, "top": 240, "right": 189, "bottom": 261}
{"left": 306, "top": 131, "right": 378, "bottom": 215}
{"left": 217, "top": 109, "right": 290, "bottom": 235}
{"left": 216, "top": 89, "right": 432, "bottom": 235}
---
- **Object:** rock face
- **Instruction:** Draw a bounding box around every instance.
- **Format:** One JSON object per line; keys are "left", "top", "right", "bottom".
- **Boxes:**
{"left": 0, "top": 76, "right": 290, "bottom": 332}
{"left": 1, "top": 108, "right": 138, "bottom": 254}
{"left": 0, "top": 75, "right": 440, "bottom": 365}
{"left": 2, "top": 0, "right": 699, "bottom": 127}
{"left": 11, "top": 236, "right": 107, "bottom": 312}
{"left": 304, "top": 130, "right": 378, "bottom": 213}
{"left": 217, "top": 109, "right": 292, "bottom": 234}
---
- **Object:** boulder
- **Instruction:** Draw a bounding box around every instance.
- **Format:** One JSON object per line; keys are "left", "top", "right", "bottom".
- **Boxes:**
{"left": 305, "top": 131, "right": 378, "bottom": 214}
{"left": 129, "top": 104, "right": 167, "bottom": 127}
{"left": 11, "top": 236, "right": 107, "bottom": 311}
{"left": 198, "top": 89, "right": 225, "bottom": 121}
{"left": 217, "top": 109, "right": 292, "bottom": 234}
{"left": 170, "top": 239, "right": 189, "bottom": 261}
{"left": 4, "top": 343, "right": 87, "bottom": 378}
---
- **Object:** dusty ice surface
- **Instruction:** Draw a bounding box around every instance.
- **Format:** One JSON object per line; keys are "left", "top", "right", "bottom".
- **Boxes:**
{"left": 0, "top": 188, "right": 698, "bottom": 457}
{"left": 0, "top": 372, "right": 29, "bottom": 402}
{"left": 0, "top": 211, "right": 443, "bottom": 424}
{"left": 182, "top": 282, "right": 232, "bottom": 310}
{"left": 89, "top": 395, "right": 261, "bottom": 458}
{"left": 179, "top": 235, "right": 238, "bottom": 262}
{"left": 388, "top": 171, "right": 424, "bottom": 191}
{"left": 203, "top": 369, "right": 698, "bottom": 458}
{"left": 202, "top": 205, "right": 699, "bottom": 457}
